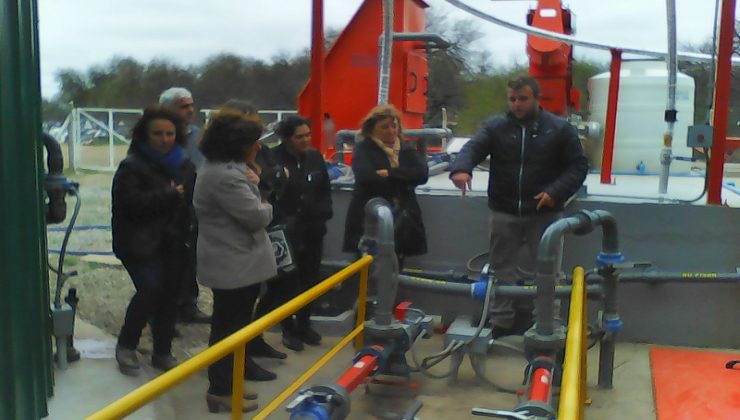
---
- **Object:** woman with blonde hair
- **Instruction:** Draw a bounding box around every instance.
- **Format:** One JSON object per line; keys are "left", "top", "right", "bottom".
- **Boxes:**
{"left": 342, "top": 104, "right": 428, "bottom": 264}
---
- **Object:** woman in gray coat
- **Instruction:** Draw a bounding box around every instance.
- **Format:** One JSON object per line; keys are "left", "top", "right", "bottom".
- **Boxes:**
{"left": 193, "top": 110, "right": 275, "bottom": 413}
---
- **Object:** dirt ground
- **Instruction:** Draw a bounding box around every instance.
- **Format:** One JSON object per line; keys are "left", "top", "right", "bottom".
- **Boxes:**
{"left": 48, "top": 166, "right": 213, "bottom": 358}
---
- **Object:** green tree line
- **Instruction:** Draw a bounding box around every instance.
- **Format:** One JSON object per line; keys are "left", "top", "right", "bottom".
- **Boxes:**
{"left": 43, "top": 14, "right": 735, "bottom": 138}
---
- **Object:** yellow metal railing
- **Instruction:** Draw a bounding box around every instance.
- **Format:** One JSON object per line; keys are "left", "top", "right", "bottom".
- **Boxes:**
{"left": 558, "top": 266, "right": 588, "bottom": 420}
{"left": 87, "top": 255, "right": 373, "bottom": 420}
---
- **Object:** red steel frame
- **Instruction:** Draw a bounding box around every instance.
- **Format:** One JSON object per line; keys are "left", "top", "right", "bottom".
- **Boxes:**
{"left": 707, "top": 0, "right": 736, "bottom": 204}
{"left": 310, "top": 0, "right": 325, "bottom": 155}
{"left": 600, "top": 49, "right": 622, "bottom": 185}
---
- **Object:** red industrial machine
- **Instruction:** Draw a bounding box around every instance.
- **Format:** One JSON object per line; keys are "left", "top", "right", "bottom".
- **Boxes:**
{"left": 526, "top": 0, "right": 579, "bottom": 116}
{"left": 297, "top": 0, "right": 429, "bottom": 155}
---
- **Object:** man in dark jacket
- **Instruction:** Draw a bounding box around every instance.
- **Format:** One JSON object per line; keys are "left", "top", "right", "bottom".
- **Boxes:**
{"left": 449, "top": 76, "right": 588, "bottom": 336}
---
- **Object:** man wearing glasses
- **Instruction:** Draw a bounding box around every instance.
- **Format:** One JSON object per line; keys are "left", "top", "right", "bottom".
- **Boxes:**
{"left": 449, "top": 76, "right": 587, "bottom": 337}
{"left": 159, "top": 87, "right": 211, "bottom": 324}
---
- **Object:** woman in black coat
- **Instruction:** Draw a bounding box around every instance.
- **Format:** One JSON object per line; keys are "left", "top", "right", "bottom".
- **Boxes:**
{"left": 255, "top": 115, "right": 333, "bottom": 352}
{"left": 111, "top": 107, "right": 196, "bottom": 376}
{"left": 342, "top": 104, "right": 428, "bottom": 261}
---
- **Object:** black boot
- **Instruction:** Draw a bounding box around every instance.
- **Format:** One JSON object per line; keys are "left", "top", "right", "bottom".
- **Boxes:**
{"left": 244, "top": 357, "right": 277, "bottom": 381}
{"left": 297, "top": 325, "right": 321, "bottom": 346}
{"left": 247, "top": 336, "right": 287, "bottom": 359}
{"left": 282, "top": 330, "right": 304, "bottom": 352}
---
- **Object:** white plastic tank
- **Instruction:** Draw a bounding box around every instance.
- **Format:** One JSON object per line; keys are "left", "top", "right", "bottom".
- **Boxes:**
{"left": 587, "top": 60, "right": 695, "bottom": 173}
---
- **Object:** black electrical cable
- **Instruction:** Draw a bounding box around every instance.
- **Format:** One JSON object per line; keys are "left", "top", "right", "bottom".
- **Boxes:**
{"left": 52, "top": 187, "right": 81, "bottom": 308}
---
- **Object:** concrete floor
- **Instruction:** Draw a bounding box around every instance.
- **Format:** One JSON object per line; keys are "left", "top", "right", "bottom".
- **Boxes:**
{"left": 48, "top": 317, "right": 661, "bottom": 420}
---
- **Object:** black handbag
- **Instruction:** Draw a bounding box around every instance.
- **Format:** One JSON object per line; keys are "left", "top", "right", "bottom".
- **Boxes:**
{"left": 393, "top": 202, "right": 424, "bottom": 253}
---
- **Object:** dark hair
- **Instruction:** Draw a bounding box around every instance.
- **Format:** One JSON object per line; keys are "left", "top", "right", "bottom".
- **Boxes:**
{"left": 507, "top": 76, "right": 540, "bottom": 98}
{"left": 130, "top": 106, "right": 185, "bottom": 149}
{"left": 275, "top": 115, "right": 311, "bottom": 141}
{"left": 220, "top": 99, "right": 257, "bottom": 115}
{"left": 359, "top": 104, "right": 402, "bottom": 138}
{"left": 199, "top": 110, "right": 263, "bottom": 162}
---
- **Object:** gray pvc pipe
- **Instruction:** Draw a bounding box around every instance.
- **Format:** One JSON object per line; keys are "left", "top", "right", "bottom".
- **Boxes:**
{"left": 364, "top": 198, "right": 399, "bottom": 326}
{"left": 660, "top": 0, "right": 678, "bottom": 194}
{"left": 397, "top": 274, "right": 604, "bottom": 299}
{"left": 535, "top": 210, "right": 620, "bottom": 336}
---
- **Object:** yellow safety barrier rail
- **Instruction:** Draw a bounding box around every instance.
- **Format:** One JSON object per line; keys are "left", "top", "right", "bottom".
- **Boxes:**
{"left": 87, "top": 255, "right": 373, "bottom": 420}
{"left": 558, "top": 266, "right": 588, "bottom": 420}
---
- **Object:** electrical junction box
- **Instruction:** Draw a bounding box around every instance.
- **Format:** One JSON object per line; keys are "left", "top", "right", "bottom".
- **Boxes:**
{"left": 687, "top": 124, "right": 713, "bottom": 148}
{"left": 444, "top": 316, "right": 492, "bottom": 355}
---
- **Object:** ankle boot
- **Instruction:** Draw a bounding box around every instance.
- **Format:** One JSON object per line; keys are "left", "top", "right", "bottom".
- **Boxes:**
{"left": 151, "top": 353, "right": 178, "bottom": 371}
{"left": 298, "top": 325, "right": 322, "bottom": 346}
{"left": 205, "top": 393, "right": 258, "bottom": 413}
{"left": 244, "top": 357, "right": 277, "bottom": 381}
{"left": 248, "top": 336, "right": 287, "bottom": 359}
{"left": 115, "top": 345, "right": 140, "bottom": 376}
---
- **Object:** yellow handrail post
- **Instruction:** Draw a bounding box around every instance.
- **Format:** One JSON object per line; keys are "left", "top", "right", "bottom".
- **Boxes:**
{"left": 231, "top": 344, "right": 245, "bottom": 419}
{"left": 581, "top": 278, "right": 588, "bottom": 410}
{"left": 558, "top": 266, "right": 586, "bottom": 420}
{"left": 354, "top": 262, "right": 369, "bottom": 350}
{"left": 87, "top": 255, "right": 374, "bottom": 420}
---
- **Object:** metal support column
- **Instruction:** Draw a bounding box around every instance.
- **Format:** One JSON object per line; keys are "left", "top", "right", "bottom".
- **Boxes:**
{"left": 707, "top": 0, "right": 736, "bottom": 204}
{"left": 310, "top": 0, "right": 326, "bottom": 153}
{"left": 0, "top": 0, "right": 55, "bottom": 418}
{"left": 600, "top": 49, "right": 622, "bottom": 185}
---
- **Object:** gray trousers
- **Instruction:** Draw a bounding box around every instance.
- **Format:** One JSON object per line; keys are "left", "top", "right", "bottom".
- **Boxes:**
{"left": 488, "top": 209, "right": 562, "bottom": 329}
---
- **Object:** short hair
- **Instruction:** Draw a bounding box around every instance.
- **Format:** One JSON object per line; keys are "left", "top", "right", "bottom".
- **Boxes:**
{"left": 220, "top": 98, "right": 257, "bottom": 116}
{"left": 275, "top": 115, "right": 311, "bottom": 141}
{"left": 158, "top": 87, "right": 193, "bottom": 105}
{"left": 199, "top": 110, "right": 263, "bottom": 162}
{"left": 359, "top": 104, "right": 403, "bottom": 138}
{"left": 130, "top": 106, "right": 185, "bottom": 150}
{"left": 507, "top": 76, "right": 540, "bottom": 98}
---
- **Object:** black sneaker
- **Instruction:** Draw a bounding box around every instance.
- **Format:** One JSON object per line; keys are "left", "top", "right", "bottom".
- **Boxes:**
{"left": 282, "top": 332, "right": 304, "bottom": 352}
{"left": 298, "top": 326, "right": 321, "bottom": 346}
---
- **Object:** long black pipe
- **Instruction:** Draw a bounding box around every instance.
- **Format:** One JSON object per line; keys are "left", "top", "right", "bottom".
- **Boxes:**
{"left": 43, "top": 133, "right": 67, "bottom": 223}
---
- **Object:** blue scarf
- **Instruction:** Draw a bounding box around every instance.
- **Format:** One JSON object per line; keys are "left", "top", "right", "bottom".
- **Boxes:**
{"left": 138, "top": 143, "right": 186, "bottom": 183}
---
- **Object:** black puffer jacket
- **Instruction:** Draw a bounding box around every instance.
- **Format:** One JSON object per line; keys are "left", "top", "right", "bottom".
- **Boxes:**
{"left": 450, "top": 110, "right": 587, "bottom": 216}
{"left": 343, "top": 139, "right": 428, "bottom": 256}
{"left": 270, "top": 143, "right": 333, "bottom": 245}
{"left": 112, "top": 148, "right": 196, "bottom": 261}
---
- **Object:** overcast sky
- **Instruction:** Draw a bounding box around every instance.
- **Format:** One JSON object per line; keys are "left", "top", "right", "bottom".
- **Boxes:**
{"left": 38, "top": 0, "right": 732, "bottom": 99}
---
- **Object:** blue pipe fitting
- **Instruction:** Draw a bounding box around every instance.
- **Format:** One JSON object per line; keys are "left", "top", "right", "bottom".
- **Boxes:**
{"left": 471, "top": 280, "right": 488, "bottom": 301}
{"left": 603, "top": 316, "right": 623, "bottom": 333}
{"left": 289, "top": 403, "right": 329, "bottom": 420}
{"left": 596, "top": 252, "right": 624, "bottom": 267}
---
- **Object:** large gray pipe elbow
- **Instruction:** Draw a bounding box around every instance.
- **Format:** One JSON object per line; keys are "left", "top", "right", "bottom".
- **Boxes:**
{"left": 363, "top": 198, "right": 399, "bottom": 326}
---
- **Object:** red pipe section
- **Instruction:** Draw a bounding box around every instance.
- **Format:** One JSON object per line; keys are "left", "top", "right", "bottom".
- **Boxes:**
{"left": 600, "top": 48, "right": 622, "bottom": 185}
{"left": 527, "top": 367, "right": 553, "bottom": 403}
{"left": 707, "top": 0, "right": 736, "bottom": 204}
{"left": 310, "top": 0, "right": 325, "bottom": 153}
{"left": 336, "top": 354, "right": 378, "bottom": 393}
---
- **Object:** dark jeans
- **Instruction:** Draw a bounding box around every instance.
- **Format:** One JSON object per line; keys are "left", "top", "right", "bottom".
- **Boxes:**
{"left": 208, "top": 284, "right": 260, "bottom": 396}
{"left": 256, "top": 238, "right": 323, "bottom": 332}
{"left": 118, "top": 257, "right": 178, "bottom": 355}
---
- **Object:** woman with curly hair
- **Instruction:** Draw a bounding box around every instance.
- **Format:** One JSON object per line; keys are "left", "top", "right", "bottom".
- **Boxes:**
{"left": 194, "top": 109, "right": 274, "bottom": 413}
